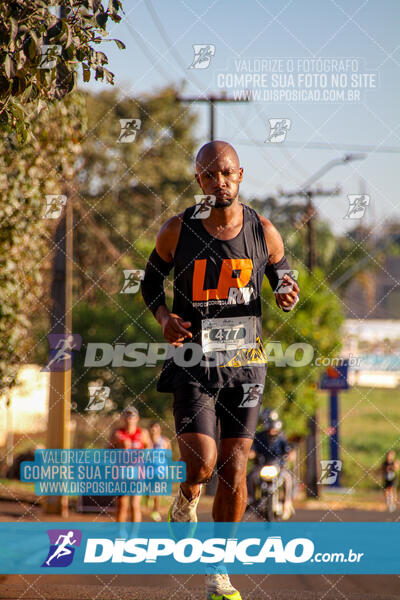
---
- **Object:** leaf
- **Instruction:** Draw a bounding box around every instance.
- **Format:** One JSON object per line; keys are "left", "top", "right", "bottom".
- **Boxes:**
{"left": 21, "top": 84, "right": 33, "bottom": 103}
{"left": 113, "top": 39, "right": 125, "bottom": 49}
{"left": 36, "top": 68, "right": 46, "bottom": 89}
{"left": 94, "top": 66, "right": 104, "bottom": 80}
{"left": 12, "top": 104, "right": 27, "bottom": 142}
{"left": 95, "top": 51, "right": 108, "bottom": 65}
{"left": 4, "top": 55, "right": 16, "bottom": 79}
{"left": 63, "top": 21, "right": 73, "bottom": 49}
{"left": 82, "top": 63, "right": 90, "bottom": 82}
{"left": 103, "top": 67, "right": 114, "bottom": 84}
{"left": 10, "top": 17, "right": 18, "bottom": 42}
{"left": 28, "top": 31, "right": 40, "bottom": 60}
{"left": 95, "top": 13, "right": 108, "bottom": 29}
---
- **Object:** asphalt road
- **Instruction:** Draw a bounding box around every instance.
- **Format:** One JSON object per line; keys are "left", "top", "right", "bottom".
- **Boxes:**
{"left": 1, "top": 499, "right": 399, "bottom": 600}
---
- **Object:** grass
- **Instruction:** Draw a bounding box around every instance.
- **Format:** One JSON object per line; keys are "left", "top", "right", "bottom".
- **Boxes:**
{"left": 0, "top": 478, "right": 35, "bottom": 496}
{"left": 318, "top": 386, "right": 400, "bottom": 490}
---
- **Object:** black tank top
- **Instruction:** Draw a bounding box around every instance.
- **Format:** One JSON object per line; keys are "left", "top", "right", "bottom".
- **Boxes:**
{"left": 157, "top": 203, "right": 269, "bottom": 392}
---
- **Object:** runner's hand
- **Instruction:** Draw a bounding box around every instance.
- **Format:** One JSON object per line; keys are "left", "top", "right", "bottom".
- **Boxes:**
{"left": 275, "top": 273, "right": 299, "bottom": 310}
{"left": 161, "top": 312, "right": 192, "bottom": 347}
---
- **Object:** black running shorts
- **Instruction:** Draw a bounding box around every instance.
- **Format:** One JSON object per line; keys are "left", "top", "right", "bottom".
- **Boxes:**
{"left": 172, "top": 382, "right": 263, "bottom": 440}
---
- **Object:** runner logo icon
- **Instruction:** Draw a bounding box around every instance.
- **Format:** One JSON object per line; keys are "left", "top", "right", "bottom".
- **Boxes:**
{"left": 189, "top": 45, "right": 215, "bottom": 69}
{"left": 344, "top": 195, "right": 370, "bottom": 219}
{"left": 86, "top": 385, "right": 110, "bottom": 411}
{"left": 265, "top": 119, "right": 291, "bottom": 143}
{"left": 318, "top": 460, "right": 342, "bottom": 485}
{"left": 117, "top": 119, "right": 141, "bottom": 143}
{"left": 120, "top": 269, "right": 144, "bottom": 294}
{"left": 41, "top": 334, "right": 82, "bottom": 372}
{"left": 42, "top": 529, "right": 82, "bottom": 568}
{"left": 239, "top": 383, "right": 264, "bottom": 408}
{"left": 191, "top": 195, "right": 216, "bottom": 219}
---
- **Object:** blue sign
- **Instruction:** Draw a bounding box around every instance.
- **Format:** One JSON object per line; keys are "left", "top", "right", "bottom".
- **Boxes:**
{"left": 320, "top": 362, "right": 349, "bottom": 390}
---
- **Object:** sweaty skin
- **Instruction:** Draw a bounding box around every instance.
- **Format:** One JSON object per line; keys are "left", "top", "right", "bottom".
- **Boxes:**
{"left": 152, "top": 141, "right": 299, "bottom": 522}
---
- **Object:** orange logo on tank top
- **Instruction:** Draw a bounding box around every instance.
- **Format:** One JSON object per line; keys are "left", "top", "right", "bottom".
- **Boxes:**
{"left": 192, "top": 258, "right": 253, "bottom": 301}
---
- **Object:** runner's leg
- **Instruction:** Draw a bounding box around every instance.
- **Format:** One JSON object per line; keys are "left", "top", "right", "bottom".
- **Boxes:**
{"left": 212, "top": 385, "right": 262, "bottom": 522}
{"left": 131, "top": 495, "right": 142, "bottom": 522}
{"left": 116, "top": 495, "right": 129, "bottom": 522}
{"left": 172, "top": 383, "right": 218, "bottom": 500}
{"left": 213, "top": 437, "right": 253, "bottom": 522}
{"left": 178, "top": 432, "right": 217, "bottom": 500}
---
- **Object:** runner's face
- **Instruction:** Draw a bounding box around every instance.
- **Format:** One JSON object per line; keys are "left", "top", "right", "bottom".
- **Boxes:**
{"left": 124, "top": 414, "right": 138, "bottom": 430}
{"left": 196, "top": 152, "right": 243, "bottom": 208}
{"left": 150, "top": 424, "right": 161, "bottom": 437}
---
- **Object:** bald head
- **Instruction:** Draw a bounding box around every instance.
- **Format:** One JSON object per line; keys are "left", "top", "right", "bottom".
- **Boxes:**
{"left": 196, "top": 140, "right": 239, "bottom": 170}
{"left": 195, "top": 140, "right": 242, "bottom": 208}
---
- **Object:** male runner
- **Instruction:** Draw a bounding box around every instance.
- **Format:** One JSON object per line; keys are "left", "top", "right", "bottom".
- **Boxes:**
{"left": 141, "top": 140, "right": 299, "bottom": 600}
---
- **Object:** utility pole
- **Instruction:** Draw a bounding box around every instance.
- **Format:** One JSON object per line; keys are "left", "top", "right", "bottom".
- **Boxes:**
{"left": 176, "top": 93, "right": 249, "bottom": 141}
{"left": 279, "top": 154, "right": 365, "bottom": 498}
{"left": 44, "top": 185, "right": 73, "bottom": 517}
{"left": 43, "top": 4, "right": 74, "bottom": 517}
{"left": 279, "top": 185, "right": 340, "bottom": 498}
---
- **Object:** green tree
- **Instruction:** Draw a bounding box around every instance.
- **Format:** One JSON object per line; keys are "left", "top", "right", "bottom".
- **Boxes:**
{"left": 72, "top": 87, "right": 198, "bottom": 299}
{"left": 48, "top": 87, "right": 198, "bottom": 418}
{"left": 0, "top": 0, "right": 126, "bottom": 394}
{"left": 0, "top": 0, "right": 125, "bottom": 140}
{"left": 261, "top": 267, "right": 344, "bottom": 438}
{"left": 0, "top": 93, "right": 86, "bottom": 394}
{"left": 71, "top": 286, "right": 169, "bottom": 423}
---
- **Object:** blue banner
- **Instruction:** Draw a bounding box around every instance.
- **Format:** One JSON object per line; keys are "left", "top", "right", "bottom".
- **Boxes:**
{"left": 1, "top": 522, "right": 399, "bottom": 574}
{"left": 20, "top": 449, "right": 186, "bottom": 496}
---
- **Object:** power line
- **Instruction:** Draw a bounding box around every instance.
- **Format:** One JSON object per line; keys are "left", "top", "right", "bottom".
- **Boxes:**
{"left": 123, "top": 16, "right": 172, "bottom": 83}
{"left": 176, "top": 93, "right": 250, "bottom": 141}
{"left": 330, "top": 235, "right": 395, "bottom": 290}
{"left": 233, "top": 140, "right": 400, "bottom": 154}
{"left": 144, "top": 0, "right": 202, "bottom": 88}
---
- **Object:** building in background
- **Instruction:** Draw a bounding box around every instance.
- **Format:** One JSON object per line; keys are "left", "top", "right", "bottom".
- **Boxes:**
{"left": 0, "top": 366, "right": 49, "bottom": 471}
{"left": 342, "top": 320, "right": 400, "bottom": 388}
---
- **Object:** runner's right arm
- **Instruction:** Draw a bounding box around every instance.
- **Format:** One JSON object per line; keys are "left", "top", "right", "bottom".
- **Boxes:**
{"left": 141, "top": 214, "right": 193, "bottom": 348}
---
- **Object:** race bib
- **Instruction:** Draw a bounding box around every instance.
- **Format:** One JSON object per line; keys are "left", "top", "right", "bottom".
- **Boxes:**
{"left": 201, "top": 316, "right": 257, "bottom": 354}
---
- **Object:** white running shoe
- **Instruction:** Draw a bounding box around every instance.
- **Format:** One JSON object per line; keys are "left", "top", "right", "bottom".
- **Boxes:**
{"left": 168, "top": 485, "right": 202, "bottom": 522}
{"left": 206, "top": 567, "right": 242, "bottom": 600}
{"left": 282, "top": 501, "right": 295, "bottom": 520}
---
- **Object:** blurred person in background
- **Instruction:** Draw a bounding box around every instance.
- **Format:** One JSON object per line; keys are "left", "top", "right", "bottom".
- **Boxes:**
{"left": 382, "top": 449, "right": 399, "bottom": 512}
{"left": 148, "top": 421, "right": 171, "bottom": 521}
{"left": 247, "top": 409, "right": 294, "bottom": 520}
{"left": 109, "top": 406, "right": 151, "bottom": 524}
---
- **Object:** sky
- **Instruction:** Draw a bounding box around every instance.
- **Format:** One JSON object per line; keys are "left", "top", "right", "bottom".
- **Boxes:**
{"left": 82, "top": 0, "right": 400, "bottom": 234}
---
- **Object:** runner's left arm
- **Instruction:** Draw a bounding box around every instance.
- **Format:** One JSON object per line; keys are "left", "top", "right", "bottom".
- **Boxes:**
{"left": 259, "top": 215, "right": 300, "bottom": 311}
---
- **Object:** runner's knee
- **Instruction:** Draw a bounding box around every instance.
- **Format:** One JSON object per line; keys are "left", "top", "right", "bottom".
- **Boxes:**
{"left": 186, "top": 456, "right": 215, "bottom": 484}
{"left": 217, "top": 449, "right": 249, "bottom": 491}
{"left": 178, "top": 433, "right": 217, "bottom": 483}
